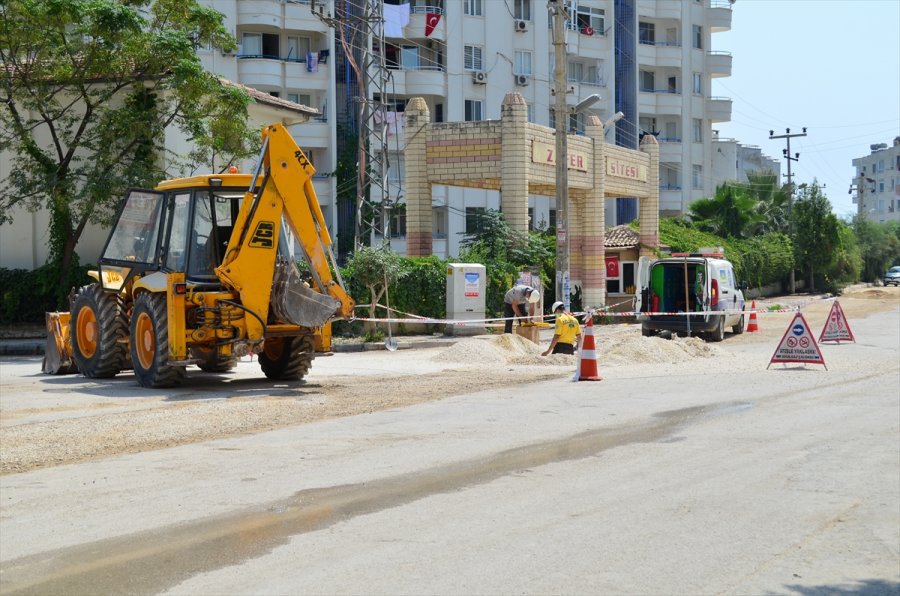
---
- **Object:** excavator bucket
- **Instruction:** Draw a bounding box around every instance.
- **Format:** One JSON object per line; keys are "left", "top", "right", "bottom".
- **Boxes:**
{"left": 270, "top": 260, "right": 341, "bottom": 329}
{"left": 42, "top": 311, "right": 78, "bottom": 375}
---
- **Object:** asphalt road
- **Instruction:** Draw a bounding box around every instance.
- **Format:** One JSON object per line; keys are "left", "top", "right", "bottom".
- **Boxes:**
{"left": 1, "top": 307, "right": 898, "bottom": 595}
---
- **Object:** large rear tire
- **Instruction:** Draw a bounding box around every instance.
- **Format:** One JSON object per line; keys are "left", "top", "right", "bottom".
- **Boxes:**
{"left": 130, "top": 292, "right": 185, "bottom": 388}
{"left": 191, "top": 346, "right": 237, "bottom": 373}
{"left": 259, "top": 335, "right": 314, "bottom": 381}
{"left": 70, "top": 284, "right": 128, "bottom": 378}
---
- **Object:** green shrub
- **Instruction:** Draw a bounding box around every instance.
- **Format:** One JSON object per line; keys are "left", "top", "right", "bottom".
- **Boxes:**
{"left": 0, "top": 264, "right": 94, "bottom": 325}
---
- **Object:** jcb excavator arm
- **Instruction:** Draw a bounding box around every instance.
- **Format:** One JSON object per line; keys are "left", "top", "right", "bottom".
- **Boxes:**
{"left": 215, "top": 124, "right": 354, "bottom": 342}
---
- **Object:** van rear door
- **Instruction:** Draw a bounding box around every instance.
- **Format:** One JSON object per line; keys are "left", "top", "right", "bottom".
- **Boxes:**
{"left": 635, "top": 256, "right": 652, "bottom": 313}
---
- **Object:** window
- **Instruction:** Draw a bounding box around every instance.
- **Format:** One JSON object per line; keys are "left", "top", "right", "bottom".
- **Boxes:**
{"left": 693, "top": 118, "right": 703, "bottom": 143}
{"left": 692, "top": 164, "right": 703, "bottom": 189}
{"left": 667, "top": 76, "right": 677, "bottom": 94}
{"left": 568, "top": 60, "right": 584, "bottom": 83}
{"left": 569, "top": 112, "right": 585, "bottom": 134}
{"left": 639, "top": 22, "right": 655, "bottom": 44}
{"left": 575, "top": 5, "right": 604, "bottom": 33}
{"left": 464, "top": 99, "right": 484, "bottom": 121}
{"left": 465, "top": 207, "right": 486, "bottom": 234}
{"left": 241, "top": 32, "right": 279, "bottom": 58}
{"left": 606, "top": 261, "right": 635, "bottom": 294}
{"left": 464, "top": 0, "right": 482, "bottom": 16}
{"left": 401, "top": 45, "right": 420, "bottom": 69}
{"left": 287, "top": 93, "right": 299, "bottom": 103}
{"left": 464, "top": 45, "right": 483, "bottom": 71}
{"left": 526, "top": 103, "right": 535, "bottom": 123}
{"left": 385, "top": 206, "right": 406, "bottom": 238}
{"left": 692, "top": 25, "right": 703, "bottom": 49}
{"left": 286, "top": 36, "right": 311, "bottom": 61}
{"left": 433, "top": 207, "right": 448, "bottom": 239}
{"left": 878, "top": 159, "right": 885, "bottom": 172}
{"left": 693, "top": 72, "right": 702, "bottom": 95}
{"left": 549, "top": 209, "right": 557, "bottom": 230}
{"left": 664, "top": 121, "right": 677, "bottom": 142}
{"left": 640, "top": 70, "right": 655, "bottom": 92}
{"left": 528, "top": 207, "right": 534, "bottom": 231}
{"left": 435, "top": 103, "right": 444, "bottom": 123}
{"left": 514, "top": 50, "right": 532, "bottom": 76}
{"left": 514, "top": 0, "right": 531, "bottom": 20}
{"left": 879, "top": 181, "right": 885, "bottom": 192}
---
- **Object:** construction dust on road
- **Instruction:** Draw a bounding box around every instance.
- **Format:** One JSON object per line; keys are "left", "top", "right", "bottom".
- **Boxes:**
{"left": 1, "top": 285, "right": 897, "bottom": 475}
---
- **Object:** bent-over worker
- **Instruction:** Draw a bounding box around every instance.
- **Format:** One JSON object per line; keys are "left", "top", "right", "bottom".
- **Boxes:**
{"left": 542, "top": 301, "right": 581, "bottom": 356}
{"left": 503, "top": 284, "right": 540, "bottom": 334}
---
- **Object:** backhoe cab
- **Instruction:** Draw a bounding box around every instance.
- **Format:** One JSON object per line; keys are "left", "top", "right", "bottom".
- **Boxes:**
{"left": 43, "top": 124, "right": 354, "bottom": 387}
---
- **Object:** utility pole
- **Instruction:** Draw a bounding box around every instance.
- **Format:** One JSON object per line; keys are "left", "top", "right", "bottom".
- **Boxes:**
{"left": 769, "top": 127, "right": 807, "bottom": 294}
{"left": 551, "top": 0, "right": 570, "bottom": 309}
{"left": 849, "top": 174, "right": 875, "bottom": 219}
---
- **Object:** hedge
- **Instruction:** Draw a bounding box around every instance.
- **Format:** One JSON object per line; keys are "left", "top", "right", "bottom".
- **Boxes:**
{"left": 0, "top": 264, "right": 94, "bottom": 325}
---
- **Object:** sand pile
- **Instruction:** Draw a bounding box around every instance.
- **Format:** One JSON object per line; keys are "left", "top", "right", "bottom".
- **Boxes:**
{"left": 435, "top": 332, "right": 722, "bottom": 368}
{"left": 435, "top": 334, "right": 574, "bottom": 366}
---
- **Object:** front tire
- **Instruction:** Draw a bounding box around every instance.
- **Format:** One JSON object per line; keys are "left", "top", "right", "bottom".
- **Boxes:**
{"left": 130, "top": 292, "right": 185, "bottom": 388}
{"left": 259, "top": 335, "right": 314, "bottom": 381}
{"left": 641, "top": 325, "right": 655, "bottom": 337}
{"left": 70, "top": 284, "right": 128, "bottom": 378}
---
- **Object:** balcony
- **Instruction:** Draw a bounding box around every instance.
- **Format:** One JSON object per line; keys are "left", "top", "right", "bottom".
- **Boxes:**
{"left": 404, "top": 66, "right": 447, "bottom": 96}
{"left": 708, "top": 0, "right": 733, "bottom": 32}
{"left": 642, "top": 0, "right": 682, "bottom": 20}
{"left": 237, "top": 57, "right": 282, "bottom": 88}
{"left": 284, "top": 1, "right": 328, "bottom": 32}
{"left": 706, "top": 96, "right": 732, "bottom": 122}
{"left": 409, "top": 6, "right": 446, "bottom": 42}
{"left": 290, "top": 119, "right": 330, "bottom": 148}
{"left": 707, "top": 51, "right": 732, "bottom": 78}
{"left": 566, "top": 25, "right": 611, "bottom": 58}
{"left": 284, "top": 59, "right": 330, "bottom": 91}
{"left": 237, "top": 0, "right": 282, "bottom": 28}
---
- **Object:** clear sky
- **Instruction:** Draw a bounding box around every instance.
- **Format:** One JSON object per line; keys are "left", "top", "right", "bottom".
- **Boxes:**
{"left": 711, "top": 0, "right": 900, "bottom": 220}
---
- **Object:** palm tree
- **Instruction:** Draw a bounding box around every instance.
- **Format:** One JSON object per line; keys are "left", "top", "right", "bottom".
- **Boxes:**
{"left": 745, "top": 171, "right": 789, "bottom": 234}
{"left": 687, "top": 182, "right": 764, "bottom": 239}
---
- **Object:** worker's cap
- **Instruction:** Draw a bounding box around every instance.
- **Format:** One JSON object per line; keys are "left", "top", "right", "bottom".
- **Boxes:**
{"left": 551, "top": 301, "right": 565, "bottom": 312}
{"left": 527, "top": 288, "right": 541, "bottom": 303}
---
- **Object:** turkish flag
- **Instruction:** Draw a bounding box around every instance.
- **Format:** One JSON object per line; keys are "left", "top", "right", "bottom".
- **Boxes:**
{"left": 605, "top": 256, "right": 619, "bottom": 278}
{"left": 425, "top": 13, "right": 441, "bottom": 37}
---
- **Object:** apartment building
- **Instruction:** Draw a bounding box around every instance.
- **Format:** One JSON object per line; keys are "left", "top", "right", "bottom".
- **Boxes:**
{"left": 352, "top": 0, "right": 733, "bottom": 256}
{"left": 851, "top": 137, "right": 900, "bottom": 223}
{"left": 198, "top": 0, "right": 339, "bottom": 236}
{"left": 711, "top": 131, "right": 781, "bottom": 189}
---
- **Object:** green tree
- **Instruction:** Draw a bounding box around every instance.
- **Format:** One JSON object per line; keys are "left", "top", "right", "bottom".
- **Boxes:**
{"left": 458, "top": 209, "right": 551, "bottom": 315}
{"left": 852, "top": 217, "right": 900, "bottom": 282}
{"left": 792, "top": 182, "right": 841, "bottom": 292}
{"left": 687, "top": 182, "right": 764, "bottom": 239}
{"left": 344, "top": 245, "right": 406, "bottom": 333}
{"left": 0, "top": 0, "right": 257, "bottom": 303}
{"left": 745, "top": 171, "right": 790, "bottom": 234}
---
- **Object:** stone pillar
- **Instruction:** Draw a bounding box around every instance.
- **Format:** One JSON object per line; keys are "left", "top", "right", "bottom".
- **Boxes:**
{"left": 404, "top": 97, "right": 431, "bottom": 256}
{"left": 638, "top": 133, "right": 660, "bottom": 257}
{"left": 581, "top": 115, "right": 607, "bottom": 309}
{"left": 500, "top": 92, "right": 529, "bottom": 233}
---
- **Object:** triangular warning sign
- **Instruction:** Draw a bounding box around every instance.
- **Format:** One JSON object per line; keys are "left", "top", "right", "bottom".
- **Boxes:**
{"left": 768, "top": 312, "right": 827, "bottom": 369}
{"left": 818, "top": 300, "right": 855, "bottom": 343}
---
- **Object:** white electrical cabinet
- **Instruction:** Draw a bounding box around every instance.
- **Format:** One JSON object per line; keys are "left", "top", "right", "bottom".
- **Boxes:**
{"left": 445, "top": 263, "right": 486, "bottom": 335}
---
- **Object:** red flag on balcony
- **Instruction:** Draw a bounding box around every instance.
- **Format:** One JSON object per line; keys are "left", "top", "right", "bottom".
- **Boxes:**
{"left": 425, "top": 13, "right": 441, "bottom": 37}
{"left": 605, "top": 256, "right": 619, "bottom": 278}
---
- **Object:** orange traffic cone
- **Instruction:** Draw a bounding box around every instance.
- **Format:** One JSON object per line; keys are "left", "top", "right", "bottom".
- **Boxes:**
{"left": 574, "top": 317, "right": 603, "bottom": 381}
{"left": 747, "top": 300, "right": 759, "bottom": 332}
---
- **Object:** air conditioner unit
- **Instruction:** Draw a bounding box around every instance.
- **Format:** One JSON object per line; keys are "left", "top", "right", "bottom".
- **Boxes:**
{"left": 515, "top": 74, "right": 529, "bottom": 86}
{"left": 472, "top": 71, "right": 487, "bottom": 84}
{"left": 515, "top": 19, "right": 528, "bottom": 32}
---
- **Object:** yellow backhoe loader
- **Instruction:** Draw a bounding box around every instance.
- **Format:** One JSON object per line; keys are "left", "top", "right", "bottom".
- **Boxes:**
{"left": 43, "top": 123, "right": 354, "bottom": 387}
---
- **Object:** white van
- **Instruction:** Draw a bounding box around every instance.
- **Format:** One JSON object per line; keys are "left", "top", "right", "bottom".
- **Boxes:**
{"left": 634, "top": 249, "right": 746, "bottom": 342}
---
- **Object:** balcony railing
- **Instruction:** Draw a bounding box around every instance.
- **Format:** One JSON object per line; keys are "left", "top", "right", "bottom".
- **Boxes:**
{"left": 659, "top": 184, "right": 682, "bottom": 191}
{"left": 638, "top": 39, "right": 681, "bottom": 47}
{"left": 709, "top": 0, "right": 734, "bottom": 9}
{"left": 386, "top": 64, "right": 445, "bottom": 72}
{"left": 410, "top": 5, "right": 444, "bottom": 14}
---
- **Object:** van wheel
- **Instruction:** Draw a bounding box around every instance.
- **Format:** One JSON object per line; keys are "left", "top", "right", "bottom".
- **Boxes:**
{"left": 641, "top": 325, "right": 655, "bottom": 337}
{"left": 130, "top": 292, "right": 186, "bottom": 388}
{"left": 732, "top": 314, "right": 745, "bottom": 335}
{"left": 70, "top": 284, "right": 128, "bottom": 378}
{"left": 708, "top": 315, "right": 725, "bottom": 342}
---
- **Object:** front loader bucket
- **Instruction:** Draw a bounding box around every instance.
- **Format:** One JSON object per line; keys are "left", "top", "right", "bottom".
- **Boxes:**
{"left": 42, "top": 312, "right": 78, "bottom": 375}
{"left": 271, "top": 260, "right": 341, "bottom": 329}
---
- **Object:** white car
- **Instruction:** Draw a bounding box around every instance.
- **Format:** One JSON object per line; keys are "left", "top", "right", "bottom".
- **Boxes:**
{"left": 635, "top": 250, "right": 746, "bottom": 342}
{"left": 884, "top": 266, "right": 900, "bottom": 287}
